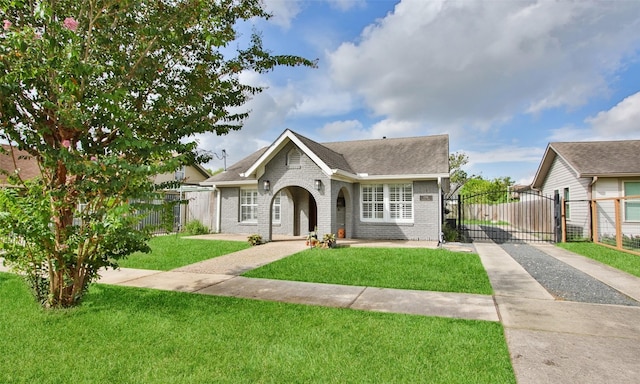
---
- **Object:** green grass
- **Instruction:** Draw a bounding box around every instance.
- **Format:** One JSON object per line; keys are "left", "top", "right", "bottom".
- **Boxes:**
{"left": 116, "top": 235, "right": 250, "bottom": 270}
{"left": 557, "top": 242, "right": 640, "bottom": 278}
{"left": 0, "top": 272, "right": 515, "bottom": 383}
{"left": 243, "top": 247, "right": 493, "bottom": 295}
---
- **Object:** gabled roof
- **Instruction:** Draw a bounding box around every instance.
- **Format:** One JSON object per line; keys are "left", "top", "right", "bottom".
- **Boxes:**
{"left": 202, "top": 129, "right": 449, "bottom": 185}
{"left": 532, "top": 140, "right": 640, "bottom": 189}
{"left": 0, "top": 144, "right": 40, "bottom": 187}
{"left": 202, "top": 147, "right": 269, "bottom": 185}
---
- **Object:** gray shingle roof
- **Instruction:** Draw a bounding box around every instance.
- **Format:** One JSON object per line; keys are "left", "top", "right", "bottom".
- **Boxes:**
{"left": 323, "top": 135, "right": 449, "bottom": 176}
{"left": 206, "top": 147, "right": 268, "bottom": 183}
{"left": 550, "top": 140, "right": 640, "bottom": 176}
{"left": 203, "top": 130, "right": 449, "bottom": 184}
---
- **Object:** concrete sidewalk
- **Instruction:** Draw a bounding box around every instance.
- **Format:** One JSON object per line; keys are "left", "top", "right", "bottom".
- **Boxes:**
{"left": 98, "top": 237, "right": 498, "bottom": 322}
{"left": 475, "top": 241, "right": 640, "bottom": 384}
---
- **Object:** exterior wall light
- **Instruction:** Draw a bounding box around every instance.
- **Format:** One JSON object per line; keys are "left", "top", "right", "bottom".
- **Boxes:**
{"left": 263, "top": 180, "right": 270, "bottom": 191}
{"left": 314, "top": 179, "right": 322, "bottom": 190}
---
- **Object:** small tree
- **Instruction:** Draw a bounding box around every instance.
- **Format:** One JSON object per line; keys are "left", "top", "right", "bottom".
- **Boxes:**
{"left": 447, "top": 151, "right": 470, "bottom": 198}
{"left": 0, "top": 0, "right": 315, "bottom": 308}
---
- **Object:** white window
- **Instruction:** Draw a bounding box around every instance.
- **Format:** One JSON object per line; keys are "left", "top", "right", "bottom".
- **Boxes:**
{"left": 362, "top": 184, "right": 384, "bottom": 219}
{"left": 624, "top": 181, "right": 640, "bottom": 222}
{"left": 272, "top": 192, "right": 281, "bottom": 224}
{"left": 287, "top": 149, "right": 301, "bottom": 169}
{"left": 389, "top": 184, "right": 413, "bottom": 220}
{"left": 240, "top": 189, "right": 258, "bottom": 222}
{"left": 361, "top": 183, "right": 413, "bottom": 222}
{"left": 563, "top": 187, "right": 570, "bottom": 220}
{"left": 175, "top": 166, "right": 185, "bottom": 181}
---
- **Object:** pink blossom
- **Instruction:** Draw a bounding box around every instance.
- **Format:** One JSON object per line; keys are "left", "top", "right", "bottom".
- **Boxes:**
{"left": 90, "top": 156, "right": 97, "bottom": 161}
{"left": 61, "top": 140, "right": 71, "bottom": 148}
{"left": 3, "top": 20, "right": 11, "bottom": 31}
{"left": 63, "top": 17, "right": 78, "bottom": 32}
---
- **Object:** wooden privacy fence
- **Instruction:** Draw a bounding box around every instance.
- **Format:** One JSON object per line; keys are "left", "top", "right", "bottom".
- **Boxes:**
{"left": 463, "top": 199, "right": 555, "bottom": 235}
{"left": 590, "top": 195, "right": 640, "bottom": 256}
{"left": 456, "top": 191, "right": 558, "bottom": 243}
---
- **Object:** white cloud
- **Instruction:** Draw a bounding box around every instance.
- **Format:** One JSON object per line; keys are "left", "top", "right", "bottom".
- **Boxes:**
{"left": 586, "top": 92, "right": 640, "bottom": 137}
{"left": 262, "top": 0, "right": 302, "bottom": 29}
{"left": 326, "top": 0, "right": 366, "bottom": 12}
{"left": 288, "top": 77, "right": 356, "bottom": 117}
{"left": 465, "top": 146, "right": 545, "bottom": 166}
{"left": 328, "top": 0, "right": 640, "bottom": 128}
{"left": 318, "top": 119, "right": 364, "bottom": 138}
{"left": 549, "top": 91, "right": 640, "bottom": 142}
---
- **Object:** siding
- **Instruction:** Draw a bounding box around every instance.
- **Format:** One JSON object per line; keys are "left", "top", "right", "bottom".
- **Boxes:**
{"left": 593, "top": 177, "right": 640, "bottom": 236}
{"left": 541, "top": 155, "right": 591, "bottom": 238}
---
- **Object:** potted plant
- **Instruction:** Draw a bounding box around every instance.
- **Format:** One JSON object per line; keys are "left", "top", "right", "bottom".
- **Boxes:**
{"left": 322, "top": 233, "right": 336, "bottom": 248}
{"left": 306, "top": 227, "right": 318, "bottom": 247}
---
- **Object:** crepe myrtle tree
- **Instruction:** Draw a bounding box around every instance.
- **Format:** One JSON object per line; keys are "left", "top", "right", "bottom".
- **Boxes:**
{"left": 0, "top": 0, "right": 315, "bottom": 308}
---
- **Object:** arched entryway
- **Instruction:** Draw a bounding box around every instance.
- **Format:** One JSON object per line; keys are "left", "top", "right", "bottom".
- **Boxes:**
{"left": 270, "top": 186, "right": 317, "bottom": 237}
{"left": 336, "top": 187, "right": 350, "bottom": 239}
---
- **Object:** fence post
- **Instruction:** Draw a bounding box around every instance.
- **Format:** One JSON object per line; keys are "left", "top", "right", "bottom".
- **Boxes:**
{"left": 614, "top": 198, "right": 623, "bottom": 250}
{"left": 591, "top": 200, "right": 599, "bottom": 243}
{"left": 457, "top": 194, "right": 462, "bottom": 230}
{"left": 554, "top": 191, "right": 562, "bottom": 243}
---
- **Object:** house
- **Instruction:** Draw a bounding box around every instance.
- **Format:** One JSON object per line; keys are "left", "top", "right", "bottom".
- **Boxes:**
{"left": 1, "top": 143, "right": 210, "bottom": 230}
{"left": 531, "top": 140, "right": 640, "bottom": 239}
{"left": 0, "top": 144, "right": 40, "bottom": 187}
{"left": 201, "top": 129, "right": 450, "bottom": 242}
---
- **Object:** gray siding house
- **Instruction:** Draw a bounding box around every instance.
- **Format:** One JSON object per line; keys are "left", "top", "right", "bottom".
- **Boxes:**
{"left": 201, "top": 129, "right": 450, "bottom": 242}
{"left": 531, "top": 140, "right": 640, "bottom": 238}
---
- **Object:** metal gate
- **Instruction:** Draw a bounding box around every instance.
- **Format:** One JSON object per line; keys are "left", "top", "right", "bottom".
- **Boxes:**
{"left": 445, "top": 190, "right": 560, "bottom": 243}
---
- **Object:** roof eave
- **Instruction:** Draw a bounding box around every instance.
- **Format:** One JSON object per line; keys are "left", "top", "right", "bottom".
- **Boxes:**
{"left": 580, "top": 172, "right": 640, "bottom": 178}
{"left": 200, "top": 179, "right": 257, "bottom": 187}
{"left": 352, "top": 173, "right": 449, "bottom": 181}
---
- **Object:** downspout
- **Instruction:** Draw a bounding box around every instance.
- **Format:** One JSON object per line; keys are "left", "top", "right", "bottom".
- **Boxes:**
{"left": 589, "top": 176, "right": 598, "bottom": 199}
{"left": 215, "top": 186, "right": 221, "bottom": 233}
{"left": 437, "top": 176, "right": 443, "bottom": 245}
{"left": 588, "top": 176, "right": 598, "bottom": 241}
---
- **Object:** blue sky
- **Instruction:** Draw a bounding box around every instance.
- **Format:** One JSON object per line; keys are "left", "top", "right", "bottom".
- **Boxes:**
{"left": 198, "top": 0, "right": 640, "bottom": 185}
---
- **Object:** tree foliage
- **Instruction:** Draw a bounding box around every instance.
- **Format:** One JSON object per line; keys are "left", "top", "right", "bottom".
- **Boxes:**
{"left": 459, "top": 176, "right": 515, "bottom": 204}
{"left": 447, "top": 151, "right": 470, "bottom": 198}
{"left": 0, "top": 0, "right": 315, "bottom": 307}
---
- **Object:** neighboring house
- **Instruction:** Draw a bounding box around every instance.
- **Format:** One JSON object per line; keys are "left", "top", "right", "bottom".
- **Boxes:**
{"left": 201, "top": 129, "right": 450, "bottom": 242}
{"left": 153, "top": 163, "right": 212, "bottom": 230}
{"left": 1, "top": 143, "right": 210, "bottom": 230}
{"left": 153, "top": 163, "right": 211, "bottom": 189}
{"left": 531, "top": 140, "right": 640, "bottom": 238}
{"left": 0, "top": 144, "right": 40, "bottom": 187}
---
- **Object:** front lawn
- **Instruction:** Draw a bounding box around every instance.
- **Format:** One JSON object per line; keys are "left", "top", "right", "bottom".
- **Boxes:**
{"left": 116, "top": 235, "right": 250, "bottom": 270}
{"left": 0, "top": 273, "right": 515, "bottom": 383}
{"left": 557, "top": 242, "right": 640, "bottom": 278}
{"left": 243, "top": 247, "right": 493, "bottom": 295}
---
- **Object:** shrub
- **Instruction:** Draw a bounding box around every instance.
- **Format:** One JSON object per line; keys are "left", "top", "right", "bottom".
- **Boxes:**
{"left": 183, "top": 220, "right": 209, "bottom": 236}
{"left": 247, "top": 234, "right": 263, "bottom": 246}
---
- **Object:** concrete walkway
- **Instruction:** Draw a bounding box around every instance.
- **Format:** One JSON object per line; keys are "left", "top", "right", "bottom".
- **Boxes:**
{"left": 476, "top": 241, "right": 640, "bottom": 384}
{"left": 97, "top": 236, "right": 498, "bottom": 322}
